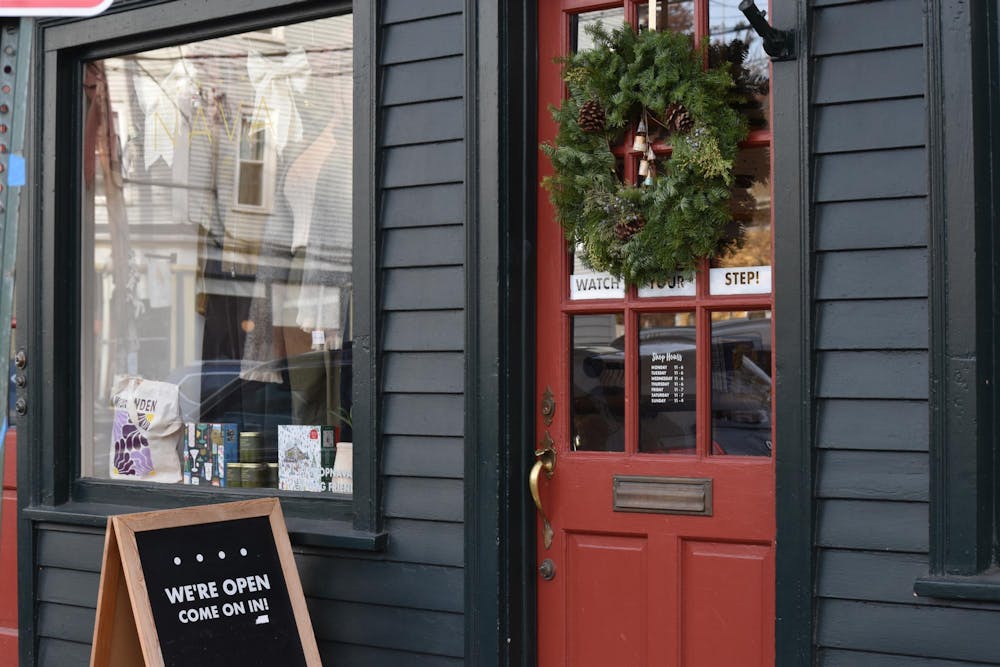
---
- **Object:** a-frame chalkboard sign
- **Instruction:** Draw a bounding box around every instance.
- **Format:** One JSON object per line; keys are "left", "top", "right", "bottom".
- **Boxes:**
{"left": 89, "top": 498, "right": 321, "bottom": 667}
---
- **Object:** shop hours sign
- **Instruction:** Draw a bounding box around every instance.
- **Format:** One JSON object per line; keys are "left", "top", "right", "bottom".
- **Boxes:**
{"left": 649, "top": 351, "right": 686, "bottom": 404}
{"left": 89, "top": 498, "right": 321, "bottom": 667}
{"left": 0, "top": 0, "right": 112, "bottom": 16}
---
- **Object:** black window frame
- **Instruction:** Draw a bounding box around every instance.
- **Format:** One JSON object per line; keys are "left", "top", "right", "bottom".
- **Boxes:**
{"left": 17, "top": 0, "right": 384, "bottom": 549}
{"left": 914, "top": 0, "right": 999, "bottom": 598}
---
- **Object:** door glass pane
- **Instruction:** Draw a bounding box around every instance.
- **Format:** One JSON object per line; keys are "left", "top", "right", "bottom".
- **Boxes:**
{"left": 572, "top": 314, "right": 626, "bottom": 452}
{"left": 711, "top": 146, "right": 771, "bottom": 293}
{"left": 572, "top": 8, "right": 627, "bottom": 53}
{"left": 638, "top": 1, "right": 695, "bottom": 35}
{"left": 638, "top": 312, "right": 696, "bottom": 454}
{"left": 708, "top": 0, "right": 769, "bottom": 131}
{"left": 711, "top": 311, "right": 772, "bottom": 456}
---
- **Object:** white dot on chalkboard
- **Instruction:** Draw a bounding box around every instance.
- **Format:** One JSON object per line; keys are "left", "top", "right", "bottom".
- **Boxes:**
{"left": 240, "top": 548, "right": 247, "bottom": 557}
{"left": 218, "top": 551, "right": 226, "bottom": 560}
{"left": 196, "top": 554, "right": 204, "bottom": 563}
{"left": 173, "top": 557, "right": 181, "bottom": 566}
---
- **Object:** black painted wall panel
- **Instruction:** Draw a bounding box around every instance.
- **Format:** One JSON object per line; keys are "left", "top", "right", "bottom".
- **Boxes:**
{"left": 383, "top": 226, "right": 464, "bottom": 267}
{"left": 381, "top": 14, "right": 464, "bottom": 65}
{"left": 814, "top": 98, "right": 925, "bottom": 154}
{"left": 818, "top": 549, "right": 1000, "bottom": 611}
{"left": 816, "top": 399, "right": 928, "bottom": 451}
{"left": 816, "top": 299, "right": 928, "bottom": 350}
{"left": 817, "top": 500, "right": 928, "bottom": 552}
{"left": 383, "top": 99, "right": 464, "bottom": 146}
{"left": 819, "top": 599, "right": 1000, "bottom": 663}
{"left": 815, "top": 248, "right": 928, "bottom": 300}
{"left": 815, "top": 148, "right": 928, "bottom": 201}
{"left": 383, "top": 436, "right": 464, "bottom": 478}
{"left": 816, "top": 350, "right": 928, "bottom": 399}
{"left": 817, "top": 450, "right": 928, "bottom": 501}
{"left": 37, "top": 639, "right": 92, "bottom": 667}
{"left": 318, "top": 642, "right": 464, "bottom": 667}
{"left": 814, "top": 48, "right": 925, "bottom": 104}
{"left": 819, "top": 648, "right": 997, "bottom": 667}
{"left": 382, "top": 184, "right": 465, "bottom": 228}
{"left": 812, "top": 0, "right": 923, "bottom": 55}
{"left": 382, "top": 57, "right": 464, "bottom": 105}
{"left": 814, "top": 198, "right": 929, "bottom": 250}
{"left": 383, "top": 311, "right": 464, "bottom": 351}
{"left": 383, "top": 0, "right": 462, "bottom": 25}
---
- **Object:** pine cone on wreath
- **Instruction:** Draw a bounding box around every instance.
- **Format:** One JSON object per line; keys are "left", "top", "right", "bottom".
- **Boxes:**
{"left": 664, "top": 102, "right": 694, "bottom": 134}
{"left": 614, "top": 213, "right": 646, "bottom": 241}
{"left": 578, "top": 98, "right": 606, "bottom": 133}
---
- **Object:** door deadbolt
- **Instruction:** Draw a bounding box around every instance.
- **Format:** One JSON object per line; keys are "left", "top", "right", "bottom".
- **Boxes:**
{"left": 539, "top": 559, "right": 556, "bottom": 581}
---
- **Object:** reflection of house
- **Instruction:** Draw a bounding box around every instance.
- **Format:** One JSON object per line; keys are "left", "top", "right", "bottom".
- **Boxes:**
{"left": 91, "top": 18, "right": 352, "bottom": 390}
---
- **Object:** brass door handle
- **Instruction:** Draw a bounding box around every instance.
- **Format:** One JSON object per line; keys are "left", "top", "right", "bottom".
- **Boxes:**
{"left": 530, "top": 441, "right": 557, "bottom": 549}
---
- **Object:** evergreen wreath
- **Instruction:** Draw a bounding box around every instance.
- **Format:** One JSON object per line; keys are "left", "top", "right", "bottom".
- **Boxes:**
{"left": 541, "top": 23, "right": 751, "bottom": 286}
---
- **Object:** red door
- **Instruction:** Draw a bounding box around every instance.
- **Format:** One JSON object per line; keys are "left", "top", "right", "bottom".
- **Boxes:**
{"left": 534, "top": 2, "right": 775, "bottom": 665}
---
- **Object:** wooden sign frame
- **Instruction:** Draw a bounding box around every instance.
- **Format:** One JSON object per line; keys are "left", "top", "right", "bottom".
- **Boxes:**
{"left": 89, "top": 497, "right": 321, "bottom": 667}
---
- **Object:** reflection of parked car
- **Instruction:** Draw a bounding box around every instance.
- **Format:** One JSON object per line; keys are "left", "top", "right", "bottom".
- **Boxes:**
{"left": 166, "top": 346, "right": 352, "bottom": 439}
{"left": 572, "top": 317, "right": 771, "bottom": 455}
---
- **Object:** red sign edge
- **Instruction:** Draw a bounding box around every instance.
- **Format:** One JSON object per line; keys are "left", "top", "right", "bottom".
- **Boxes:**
{"left": 0, "top": 0, "right": 112, "bottom": 17}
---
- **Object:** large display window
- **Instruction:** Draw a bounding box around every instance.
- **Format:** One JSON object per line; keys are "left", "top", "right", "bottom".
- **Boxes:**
{"left": 81, "top": 14, "right": 355, "bottom": 495}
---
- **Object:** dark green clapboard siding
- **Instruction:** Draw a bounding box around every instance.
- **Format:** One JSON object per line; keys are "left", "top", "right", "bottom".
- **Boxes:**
{"left": 819, "top": 648, "right": 1000, "bottom": 667}
{"left": 817, "top": 549, "right": 1000, "bottom": 611}
{"left": 818, "top": 600, "right": 1000, "bottom": 663}
{"left": 814, "top": 47, "right": 925, "bottom": 104}
{"left": 382, "top": 184, "right": 465, "bottom": 228}
{"left": 382, "top": 0, "right": 462, "bottom": 25}
{"left": 814, "top": 198, "right": 929, "bottom": 250}
{"left": 804, "top": 0, "right": 987, "bottom": 661}
{"left": 816, "top": 300, "right": 928, "bottom": 350}
{"left": 811, "top": 0, "right": 923, "bottom": 55}
{"left": 37, "top": 639, "right": 92, "bottom": 667}
{"left": 383, "top": 436, "right": 464, "bottom": 478}
{"left": 318, "top": 642, "right": 464, "bottom": 667}
{"left": 817, "top": 451, "right": 927, "bottom": 502}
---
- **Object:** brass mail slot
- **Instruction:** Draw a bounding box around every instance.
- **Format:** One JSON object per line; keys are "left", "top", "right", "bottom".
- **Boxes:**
{"left": 613, "top": 475, "right": 713, "bottom": 516}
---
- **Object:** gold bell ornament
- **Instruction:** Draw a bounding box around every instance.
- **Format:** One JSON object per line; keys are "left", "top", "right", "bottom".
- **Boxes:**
{"left": 632, "top": 117, "right": 648, "bottom": 152}
{"left": 639, "top": 146, "right": 655, "bottom": 179}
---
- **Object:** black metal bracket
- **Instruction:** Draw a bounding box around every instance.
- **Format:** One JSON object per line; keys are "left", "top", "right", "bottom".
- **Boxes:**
{"left": 738, "top": 0, "right": 796, "bottom": 61}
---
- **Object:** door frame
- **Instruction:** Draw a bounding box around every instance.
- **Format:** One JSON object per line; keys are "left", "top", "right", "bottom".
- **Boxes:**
{"left": 463, "top": 1, "right": 814, "bottom": 665}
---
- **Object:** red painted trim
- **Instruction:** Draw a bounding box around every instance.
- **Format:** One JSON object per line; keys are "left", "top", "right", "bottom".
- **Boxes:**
{"left": 0, "top": 430, "right": 18, "bottom": 663}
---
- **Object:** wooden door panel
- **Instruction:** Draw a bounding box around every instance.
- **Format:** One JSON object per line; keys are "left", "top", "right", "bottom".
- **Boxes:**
{"left": 681, "top": 541, "right": 772, "bottom": 667}
{"left": 565, "top": 533, "right": 648, "bottom": 665}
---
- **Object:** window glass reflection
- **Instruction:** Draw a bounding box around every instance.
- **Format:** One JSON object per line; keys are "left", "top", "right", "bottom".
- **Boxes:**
{"left": 572, "top": 8, "right": 627, "bottom": 52}
{"left": 572, "top": 314, "right": 626, "bottom": 452}
{"left": 708, "top": 0, "right": 770, "bottom": 130}
{"left": 82, "top": 14, "right": 354, "bottom": 494}
{"left": 711, "top": 311, "right": 772, "bottom": 456}
{"left": 638, "top": 312, "right": 697, "bottom": 454}
{"left": 638, "top": 0, "right": 695, "bottom": 34}
{"left": 715, "top": 147, "right": 771, "bottom": 269}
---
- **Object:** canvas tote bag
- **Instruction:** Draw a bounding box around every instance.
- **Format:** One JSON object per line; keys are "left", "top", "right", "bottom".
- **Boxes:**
{"left": 109, "top": 375, "right": 184, "bottom": 483}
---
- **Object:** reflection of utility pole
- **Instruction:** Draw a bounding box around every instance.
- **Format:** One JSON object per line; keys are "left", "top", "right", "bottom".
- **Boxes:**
{"left": 85, "top": 61, "right": 139, "bottom": 377}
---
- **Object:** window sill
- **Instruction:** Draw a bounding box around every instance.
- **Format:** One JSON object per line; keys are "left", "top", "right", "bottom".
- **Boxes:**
{"left": 22, "top": 501, "right": 387, "bottom": 552}
{"left": 914, "top": 570, "right": 1000, "bottom": 602}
